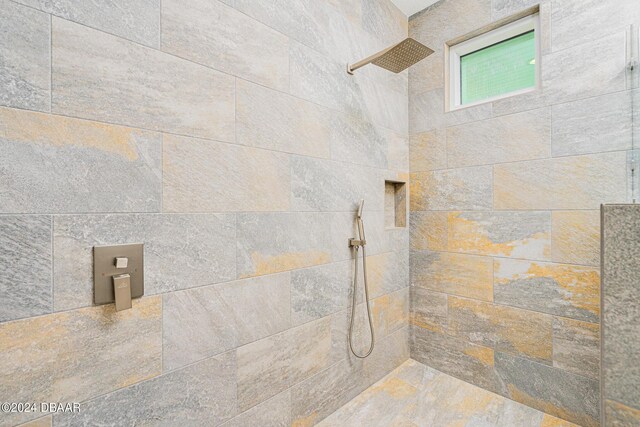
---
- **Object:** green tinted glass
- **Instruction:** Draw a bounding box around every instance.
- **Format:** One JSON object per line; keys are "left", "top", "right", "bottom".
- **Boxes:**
{"left": 460, "top": 30, "right": 535, "bottom": 105}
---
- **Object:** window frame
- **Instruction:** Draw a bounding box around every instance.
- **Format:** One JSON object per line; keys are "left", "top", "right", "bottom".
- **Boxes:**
{"left": 447, "top": 13, "right": 540, "bottom": 111}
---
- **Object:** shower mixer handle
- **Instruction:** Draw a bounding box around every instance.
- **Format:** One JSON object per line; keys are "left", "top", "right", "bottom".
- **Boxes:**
{"left": 349, "top": 238, "right": 366, "bottom": 247}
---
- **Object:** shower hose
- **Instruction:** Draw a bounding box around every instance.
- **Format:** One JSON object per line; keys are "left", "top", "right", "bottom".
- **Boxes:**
{"left": 348, "top": 241, "right": 375, "bottom": 358}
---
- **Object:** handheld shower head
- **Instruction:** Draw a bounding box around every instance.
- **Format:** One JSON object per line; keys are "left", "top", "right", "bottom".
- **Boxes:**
{"left": 357, "top": 199, "right": 364, "bottom": 219}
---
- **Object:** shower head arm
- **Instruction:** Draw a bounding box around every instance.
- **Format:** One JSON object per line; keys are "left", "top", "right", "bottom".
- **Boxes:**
{"left": 347, "top": 44, "right": 397, "bottom": 75}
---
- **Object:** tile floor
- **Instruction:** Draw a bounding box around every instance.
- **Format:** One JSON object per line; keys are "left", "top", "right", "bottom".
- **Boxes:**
{"left": 318, "top": 359, "right": 580, "bottom": 427}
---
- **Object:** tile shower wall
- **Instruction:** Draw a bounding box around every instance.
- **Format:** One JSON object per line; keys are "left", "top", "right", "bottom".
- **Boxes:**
{"left": 408, "top": 1, "right": 638, "bottom": 426}
{"left": 0, "top": 0, "right": 410, "bottom": 425}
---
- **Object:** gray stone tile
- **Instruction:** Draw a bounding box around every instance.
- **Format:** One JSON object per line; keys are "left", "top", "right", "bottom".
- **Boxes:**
{"left": 236, "top": 79, "right": 332, "bottom": 158}
{"left": 552, "top": 91, "right": 632, "bottom": 157}
{"left": 491, "top": 0, "right": 546, "bottom": 20}
{"left": 0, "top": 0, "right": 50, "bottom": 111}
{"left": 15, "top": 0, "right": 160, "bottom": 47}
{"left": 329, "top": 210, "right": 389, "bottom": 262}
{"left": 54, "top": 350, "right": 236, "bottom": 427}
{"left": 370, "top": 288, "right": 409, "bottom": 339}
{"left": 494, "top": 151, "right": 627, "bottom": 210}
{"left": 361, "top": 0, "right": 407, "bottom": 45}
{"left": 602, "top": 205, "right": 640, "bottom": 410}
{"left": 542, "top": 31, "right": 627, "bottom": 105}
{"left": 410, "top": 287, "right": 447, "bottom": 333}
{"left": 163, "top": 273, "right": 291, "bottom": 372}
{"left": 495, "top": 351, "right": 600, "bottom": 427}
{"left": 53, "top": 214, "right": 236, "bottom": 311}
{"left": 236, "top": 317, "right": 332, "bottom": 411}
{"left": 553, "top": 317, "right": 600, "bottom": 380}
{"left": 550, "top": 0, "right": 640, "bottom": 53}
{"left": 0, "top": 297, "right": 162, "bottom": 426}
{"left": 410, "top": 166, "right": 493, "bottom": 211}
{"left": 0, "top": 107, "right": 162, "bottom": 214}
{"left": 494, "top": 259, "right": 600, "bottom": 323}
{"left": 605, "top": 399, "right": 640, "bottom": 427}
{"left": 51, "top": 18, "right": 235, "bottom": 142}
{"left": 362, "top": 325, "right": 410, "bottom": 385}
{"left": 163, "top": 134, "right": 290, "bottom": 212}
{"left": 410, "top": 326, "right": 504, "bottom": 395}
{"left": 290, "top": 358, "right": 367, "bottom": 426}
{"left": 291, "top": 261, "right": 352, "bottom": 325}
{"left": 291, "top": 156, "right": 383, "bottom": 212}
{"left": 551, "top": 210, "right": 600, "bottom": 266}
{"left": 0, "top": 216, "right": 52, "bottom": 322}
{"left": 236, "top": 212, "right": 334, "bottom": 278}
{"left": 446, "top": 108, "right": 551, "bottom": 168}
{"left": 329, "top": 117, "right": 394, "bottom": 170}
{"left": 18, "top": 415, "right": 52, "bottom": 427}
{"left": 162, "top": 0, "right": 288, "bottom": 91}
{"left": 220, "top": 390, "right": 291, "bottom": 427}
{"left": 410, "top": 250, "right": 493, "bottom": 301}
{"left": 409, "top": 88, "right": 492, "bottom": 134}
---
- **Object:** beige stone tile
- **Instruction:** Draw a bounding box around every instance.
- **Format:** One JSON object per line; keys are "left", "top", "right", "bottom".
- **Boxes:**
{"left": 410, "top": 287, "right": 447, "bottom": 333}
{"left": 163, "top": 134, "right": 290, "bottom": 212}
{"left": 410, "top": 211, "right": 448, "bottom": 252}
{"left": 551, "top": 210, "right": 600, "bottom": 266}
{"left": 371, "top": 288, "right": 409, "bottom": 338}
{"left": 448, "top": 296, "right": 553, "bottom": 364}
{"left": 447, "top": 211, "right": 551, "bottom": 261}
{"left": 553, "top": 317, "right": 599, "bottom": 380}
{"left": 605, "top": 399, "right": 640, "bottom": 427}
{"left": 409, "top": 129, "right": 446, "bottom": 172}
{"left": 410, "top": 166, "right": 493, "bottom": 211}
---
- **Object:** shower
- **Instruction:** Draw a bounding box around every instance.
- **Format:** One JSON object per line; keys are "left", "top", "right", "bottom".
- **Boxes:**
{"left": 347, "top": 37, "right": 434, "bottom": 75}
{"left": 348, "top": 200, "right": 375, "bottom": 358}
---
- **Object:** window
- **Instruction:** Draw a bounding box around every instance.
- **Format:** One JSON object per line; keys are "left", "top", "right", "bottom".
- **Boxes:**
{"left": 448, "top": 13, "right": 539, "bottom": 110}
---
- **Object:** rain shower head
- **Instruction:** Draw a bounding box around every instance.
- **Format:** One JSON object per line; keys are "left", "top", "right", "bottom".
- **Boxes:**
{"left": 347, "top": 38, "right": 434, "bottom": 75}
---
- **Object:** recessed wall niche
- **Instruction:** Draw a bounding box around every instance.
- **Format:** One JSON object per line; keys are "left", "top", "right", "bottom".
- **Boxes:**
{"left": 384, "top": 180, "right": 407, "bottom": 228}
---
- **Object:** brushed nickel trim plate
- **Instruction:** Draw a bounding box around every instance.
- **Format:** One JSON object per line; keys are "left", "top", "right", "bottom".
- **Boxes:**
{"left": 94, "top": 243, "right": 144, "bottom": 306}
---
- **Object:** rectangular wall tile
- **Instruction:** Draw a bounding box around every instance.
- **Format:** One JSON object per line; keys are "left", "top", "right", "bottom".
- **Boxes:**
{"left": 237, "top": 317, "right": 332, "bottom": 411}
{"left": 410, "top": 326, "right": 503, "bottom": 394}
{"left": 447, "top": 211, "right": 551, "bottom": 261}
{"left": 0, "top": 297, "right": 161, "bottom": 426}
{"left": 410, "top": 211, "right": 448, "bottom": 251}
{"left": 291, "top": 261, "right": 351, "bottom": 325}
{"left": 362, "top": 0, "right": 407, "bottom": 45}
{"left": 366, "top": 250, "right": 409, "bottom": 300}
{"left": 236, "top": 79, "right": 331, "bottom": 158}
{"left": 0, "top": 216, "right": 51, "bottom": 322}
{"left": 371, "top": 288, "right": 409, "bottom": 338}
{"left": 550, "top": 0, "right": 640, "bottom": 53}
{"left": 220, "top": 390, "right": 291, "bottom": 427}
{"left": 495, "top": 352, "right": 599, "bottom": 427}
{"left": 552, "top": 317, "right": 599, "bottom": 380}
{"left": 551, "top": 210, "right": 600, "bottom": 266}
{"left": 237, "top": 212, "right": 333, "bottom": 278}
{"left": 410, "top": 251, "right": 493, "bottom": 301}
{"left": 410, "top": 287, "right": 447, "bottom": 333}
{"left": 447, "top": 108, "right": 551, "bottom": 168}
{"left": 494, "top": 152, "right": 627, "bottom": 210}
{"left": 163, "top": 134, "right": 290, "bottom": 212}
{"left": 54, "top": 351, "right": 236, "bottom": 427}
{"left": 0, "top": 0, "right": 50, "bottom": 112}
{"left": 552, "top": 91, "right": 632, "bottom": 157}
{"left": 542, "top": 31, "right": 626, "bottom": 105}
{"left": 448, "top": 296, "right": 553, "bottom": 364}
{"left": 410, "top": 166, "right": 493, "bottom": 211}
{"left": 291, "top": 156, "right": 382, "bottom": 212}
{"left": 15, "top": 0, "right": 160, "bottom": 48}
{"left": 162, "top": 0, "right": 289, "bottom": 90}
{"left": 52, "top": 18, "right": 235, "bottom": 141}
{"left": 605, "top": 399, "right": 640, "bottom": 427}
{"left": 494, "top": 259, "right": 600, "bottom": 323}
{"left": 163, "top": 273, "right": 291, "bottom": 372}
{"left": 0, "top": 107, "right": 162, "bottom": 213}
{"left": 602, "top": 205, "right": 640, "bottom": 412}
{"left": 409, "top": 129, "right": 447, "bottom": 172}
{"left": 53, "top": 214, "right": 236, "bottom": 311}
